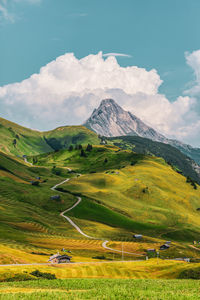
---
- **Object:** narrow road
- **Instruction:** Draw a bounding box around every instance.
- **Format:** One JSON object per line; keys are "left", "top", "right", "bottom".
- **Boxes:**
{"left": 60, "top": 197, "right": 95, "bottom": 239}
{"left": 0, "top": 260, "right": 143, "bottom": 267}
{"left": 54, "top": 178, "right": 144, "bottom": 256}
{"left": 51, "top": 178, "right": 70, "bottom": 191}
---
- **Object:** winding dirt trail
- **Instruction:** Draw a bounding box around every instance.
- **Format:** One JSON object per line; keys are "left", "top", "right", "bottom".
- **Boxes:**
{"left": 53, "top": 176, "right": 144, "bottom": 257}
{"left": 22, "top": 157, "right": 144, "bottom": 257}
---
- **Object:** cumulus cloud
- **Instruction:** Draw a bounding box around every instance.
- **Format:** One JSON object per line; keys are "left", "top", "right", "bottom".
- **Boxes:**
{"left": 0, "top": 51, "right": 200, "bottom": 146}
{"left": 0, "top": 52, "right": 161, "bottom": 98}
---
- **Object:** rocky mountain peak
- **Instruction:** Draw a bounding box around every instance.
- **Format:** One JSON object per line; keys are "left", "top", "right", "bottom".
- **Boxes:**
{"left": 83, "top": 98, "right": 200, "bottom": 166}
{"left": 95, "top": 98, "right": 124, "bottom": 115}
{"left": 84, "top": 98, "right": 166, "bottom": 140}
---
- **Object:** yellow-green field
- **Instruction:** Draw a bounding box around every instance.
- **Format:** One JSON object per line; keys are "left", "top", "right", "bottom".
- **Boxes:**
{"left": 1, "top": 261, "right": 200, "bottom": 299}
{"left": 0, "top": 259, "right": 194, "bottom": 280}
{"left": 61, "top": 153, "right": 200, "bottom": 242}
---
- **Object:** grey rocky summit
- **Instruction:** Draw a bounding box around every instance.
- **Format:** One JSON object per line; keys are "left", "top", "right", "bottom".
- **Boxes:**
{"left": 84, "top": 98, "right": 166, "bottom": 140}
{"left": 84, "top": 98, "right": 200, "bottom": 165}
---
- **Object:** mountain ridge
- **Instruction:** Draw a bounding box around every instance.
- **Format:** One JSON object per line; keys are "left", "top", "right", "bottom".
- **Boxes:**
{"left": 84, "top": 98, "right": 200, "bottom": 164}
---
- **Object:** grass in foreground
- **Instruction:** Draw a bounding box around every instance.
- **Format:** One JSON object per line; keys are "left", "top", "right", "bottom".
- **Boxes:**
{"left": 1, "top": 277, "right": 200, "bottom": 299}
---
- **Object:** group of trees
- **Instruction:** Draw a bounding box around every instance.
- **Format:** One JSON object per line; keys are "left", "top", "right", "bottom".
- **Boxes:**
{"left": 68, "top": 144, "right": 83, "bottom": 151}
{"left": 186, "top": 176, "right": 197, "bottom": 190}
{"left": 68, "top": 144, "right": 93, "bottom": 151}
{"left": 80, "top": 144, "right": 93, "bottom": 157}
{"left": 68, "top": 144, "right": 93, "bottom": 158}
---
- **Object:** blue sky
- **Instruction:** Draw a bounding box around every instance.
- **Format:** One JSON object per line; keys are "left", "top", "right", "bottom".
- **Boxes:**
{"left": 0, "top": 0, "right": 200, "bottom": 146}
{"left": 1, "top": 0, "right": 199, "bottom": 98}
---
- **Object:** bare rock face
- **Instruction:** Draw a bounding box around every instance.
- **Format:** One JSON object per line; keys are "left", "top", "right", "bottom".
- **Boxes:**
{"left": 84, "top": 98, "right": 167, "bottom": 141}
{"left": 84, "top": 99, "right": 200, "bottom": 165}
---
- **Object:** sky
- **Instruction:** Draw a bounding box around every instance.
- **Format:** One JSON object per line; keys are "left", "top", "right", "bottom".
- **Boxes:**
{"left": 0, "top": 0, "right": 200, "bottom": 146}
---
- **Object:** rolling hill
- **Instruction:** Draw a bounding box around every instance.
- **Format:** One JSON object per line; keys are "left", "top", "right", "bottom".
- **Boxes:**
{"left": 1, "top": 116, "right": 200, "bottom": 265}
{"left": 1, "top": 145, "right": 200, "bottom": 265}
{"left": 106, "top": 135, "right": 200, "bottom": 184}
{"left": 1, "top": 115, "right": 199, "bottom": 185}
{"left": 30, "top": 145, "right": 200, "bottom": 242}
{"left": 44, "top": 125, "right": 99, "bottom": 151}
{"left": 0, "top": 117, "right": 100, "bottom": 157}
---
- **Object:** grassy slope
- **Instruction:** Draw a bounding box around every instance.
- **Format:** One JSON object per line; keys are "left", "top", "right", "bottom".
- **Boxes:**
{"left": 0, "top": 259, "right": 194, "bottom": 280}
{"left": 44, "top": 125, "right": 99, "bottom": 151}
{"left": 0, "top": 117, "right": 100, "bottom": 157}
{"left": 107, "top": 135, "right": 200, "bottom": 184}
{"left": 0, "top": 151, "right": 90, "bottom": 263}
{"left": 1, "top": 144, "right": 200, "bottom": 265}
{"left": 0, "top": 150, "right": 141, "bottom": 264}
{"left": 33, "top": 145, "right": 200, "bottom": 242}
{"left": 30, "top": 144, "right": 143, "bottom": 171}
{"left": 0, "top": 117, "right": 52, "bottom": 156}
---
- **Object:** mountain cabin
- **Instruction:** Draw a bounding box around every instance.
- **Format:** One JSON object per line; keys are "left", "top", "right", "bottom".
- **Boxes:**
{"left": 160, "top": 244, "right": 170, "bottom": 250}
{"left": 48, "top": 253, "right": 71, "bottom": 264}
{"left": 133, "top": 234, "right": 143, "bottom": 239}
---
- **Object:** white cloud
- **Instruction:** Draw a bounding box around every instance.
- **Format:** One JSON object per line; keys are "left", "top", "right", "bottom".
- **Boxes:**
{"left": 185, "top": 50, "right": 200, "bottom": 96}
{"left": 0, "top": 51, "right": 200, "bottom": 146}
{"left": 0, "top": 51, "right": 161, "bottom": 99}
{"left": 0, "top": 0, "right": 41, "bottom": 23}
{"left": 103, "top": 53, "right": 132, "bottom": 58}
{"left": 0, "top": 2, "right": 15, "bottom": 23}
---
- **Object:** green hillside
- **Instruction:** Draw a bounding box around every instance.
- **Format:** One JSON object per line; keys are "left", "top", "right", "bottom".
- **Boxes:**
{"left": 31, "top": 145, "right": 200, "bottom": 242}
{"left": 0, "top": 116, "right": 198, "bottom": 187}
{"left": 0, "top": 149, "right": 145, "bottom": 264}
{"left": 106, "top": 135, "right": 200, "bottom": 184}
{"left": 0, "top": 151, "right": 83, "bottom": 264}
{"left": 44, "top": 125, "right": 99, "bottom": 151}
{"left": 0, "top": 117, "right": 52, "bottom": 156}
{"left": 30, "top": 144, "right": 142, "bottom": 171}
{"left": 2, "top": 145, "right": 200, "bottom": 265}
{"left": 0, "top": 117, "right": 100, "bottom": 157}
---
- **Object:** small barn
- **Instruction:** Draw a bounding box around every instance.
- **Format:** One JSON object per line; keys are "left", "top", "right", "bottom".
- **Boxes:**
{"left": 133, "top": 234, "right": 143, "bottom": 239}
{"left": 147, "top": 249, "right": 156, "bottom": 253}
{"left": 160, "top": 244, "right": 170, "bottom": 250}
{"left": 48, "top": 253, "right": 71, "bottom": 264}
{"left": 30, "top": 181, "right": 40, "bottom": 186}
{"left": 50, "top": 195, "right": 61, "bottom": 201}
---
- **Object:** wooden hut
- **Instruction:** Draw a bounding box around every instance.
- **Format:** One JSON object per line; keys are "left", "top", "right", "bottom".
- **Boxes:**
{"left": 48, "top": 253, "right": 71, "bottom": 264}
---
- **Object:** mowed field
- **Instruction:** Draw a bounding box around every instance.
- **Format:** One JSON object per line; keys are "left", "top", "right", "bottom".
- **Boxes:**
{"left": 0, "top": 259, "right": 196, "bottom": 281}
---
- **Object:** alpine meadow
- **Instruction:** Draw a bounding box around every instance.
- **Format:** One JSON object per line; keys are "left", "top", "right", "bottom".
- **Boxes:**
{"left": 1, "top": 1, "right": 200, "bottom": 299}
